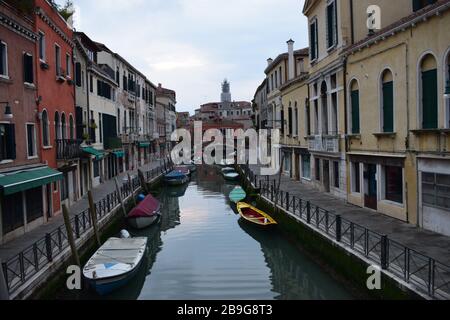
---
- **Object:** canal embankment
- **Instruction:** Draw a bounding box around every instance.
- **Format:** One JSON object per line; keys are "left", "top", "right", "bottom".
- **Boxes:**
{"left": 1, "top": 160, "right": 172, "bottom": 300}
{"left": 237, "top": 164, "right": 450, "bottom": 300}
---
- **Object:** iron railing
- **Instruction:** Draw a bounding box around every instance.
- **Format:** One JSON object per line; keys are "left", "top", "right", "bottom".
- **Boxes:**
{"left": 55, "top": 139, "right": 83, "bottom": 160}
{"left": 2, "top": 158, "right": 173, "bottom": 296}
{"left": 238, "top": 164, "right": 450, "bottom": 300}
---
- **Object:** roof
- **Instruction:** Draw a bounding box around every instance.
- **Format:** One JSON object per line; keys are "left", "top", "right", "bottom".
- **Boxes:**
{"left": 265, "top": 47, "right": 309, "bottom": 74}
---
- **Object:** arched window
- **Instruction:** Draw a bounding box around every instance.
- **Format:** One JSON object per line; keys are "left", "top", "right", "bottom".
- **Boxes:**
{"left": 381, "top": 69, "right": 394, "bottom": 133}
{"left": 42, "top": 110, "right": 50, "bottom": 146}
{"left": 349, "top": 79, "right": 360, "bottom": 134}
{"left": 55, "top": 112, "right": 60, "bottom": 140}
{"left": 69, "top": 115, "right": 74, "bottom": 139}
{"left": 61, "top": 113, "right": 66, "bottom": 139}
{"left": 419, "top": 54, "right": 438, "bottom": 129}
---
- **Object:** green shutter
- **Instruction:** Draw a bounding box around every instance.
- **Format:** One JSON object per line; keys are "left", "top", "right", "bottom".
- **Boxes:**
{"left": 310, "top": 22, "right": 316, "bottom": 60}
{"left": 327, "top": 3, "right": 334, "bottom": 48}
{"left": 382, "top": 81, "right": 394, "bottom": 132}
{"left": 422, "top": 69, "right": 438, "bottom": 129}
{"left": 351, "top": 90, "right": 360, "bottom": 134}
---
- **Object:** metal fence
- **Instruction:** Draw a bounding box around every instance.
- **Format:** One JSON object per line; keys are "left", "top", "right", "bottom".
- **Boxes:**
{"left": 239, "top": 164, "right": 450, "bottom": 300}
{"left": 1, "top": 160, "right": 172, "bottom": 296}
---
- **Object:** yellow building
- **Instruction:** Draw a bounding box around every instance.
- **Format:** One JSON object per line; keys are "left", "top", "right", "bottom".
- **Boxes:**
{"left": 343, "top": 0, "right": 450, "bottom": 236}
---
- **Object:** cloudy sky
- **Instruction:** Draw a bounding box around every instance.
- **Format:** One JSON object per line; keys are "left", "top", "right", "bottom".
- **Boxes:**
{"left": 58, "top": 0, "right": 308, "bottom": 114}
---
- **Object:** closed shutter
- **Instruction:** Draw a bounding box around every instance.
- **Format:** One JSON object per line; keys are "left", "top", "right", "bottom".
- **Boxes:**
{"left": 97, "top": 79, "right": 102, "bottom": 96}
{"left": 351, "top": 90, "right": 360, "bottom": 134}
{"left": 6, "top": 123, "right": 16, "bottom": 159}
{"left": 383, "top": 81, "right": 394, "bottom": 132}
{"left": 422, "top": 69, "right": 438, "bottom": 129}
{"left": 327, "top": 3, "right": 334, "bottom": 48}
{"left": 288, "top": 108, "right": 293, "bottom": 135}
{"left": 75, "top": 62, "right": 81, "bottom": 87}
{"left": 23, "top": 53, "right": 33, "bottom": 83}
{"left": 310, "top": 22, "right": 316, "bottom": 60}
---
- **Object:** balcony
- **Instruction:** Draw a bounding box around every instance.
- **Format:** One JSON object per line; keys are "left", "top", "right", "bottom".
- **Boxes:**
{"left": 307, "top": 134, "right": 340, "bottom": 153}
{"left": 56, "top": 139, "right": 83, "bottom": 160}
{"left": 104, "top": 137, "right": 123, "bottom": 150}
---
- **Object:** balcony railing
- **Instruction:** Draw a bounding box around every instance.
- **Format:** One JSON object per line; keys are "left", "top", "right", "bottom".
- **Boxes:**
{"left": 307, "top": 134, "right": 340, "bottom": 153}
{"left": 56, "top": 139, "right": 83, "bottom": 160}
{"left": 104, "top": 137, "right": 123, "bottom": 150}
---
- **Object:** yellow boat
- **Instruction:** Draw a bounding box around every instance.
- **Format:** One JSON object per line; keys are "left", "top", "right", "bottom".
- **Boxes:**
{"left": 236, "top": 202, "right": 277, "bottom": 226}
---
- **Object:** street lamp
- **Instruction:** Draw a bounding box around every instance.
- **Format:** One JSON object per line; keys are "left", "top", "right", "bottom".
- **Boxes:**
{"left": 0, "top": 101, "right": 13, "bottom": 119}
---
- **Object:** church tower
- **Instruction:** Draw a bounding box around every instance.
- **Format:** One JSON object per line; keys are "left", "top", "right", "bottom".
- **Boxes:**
{"left": 221, "top": 79, "right": 232, "bottom": 103}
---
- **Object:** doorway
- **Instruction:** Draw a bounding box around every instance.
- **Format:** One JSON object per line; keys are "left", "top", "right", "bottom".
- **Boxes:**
{"left": 323, "top": 160, "right": 330, "bottom": 192}
{"left": 46, "top": 184, "right": 52, "bottom": 219}
{"left": 364, "top": 164, "right": 378, "bottom": 210}
{"left": 294, "top": 153, "right": 300, "bottom": 181}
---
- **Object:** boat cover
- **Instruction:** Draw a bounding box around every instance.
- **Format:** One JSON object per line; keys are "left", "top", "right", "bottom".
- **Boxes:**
{"left": 165, "top": 170, "right": 187, "bottom": 179}
{"left": 174, "top": 166, "right": 190, "bottom": 175}
{"left": 128, "top": 194, "right": 160, "bottom": 218}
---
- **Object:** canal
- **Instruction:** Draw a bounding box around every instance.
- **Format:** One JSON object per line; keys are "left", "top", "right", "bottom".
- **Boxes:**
{"left": 55, "top": 165, "right": 354, "bottom": 300}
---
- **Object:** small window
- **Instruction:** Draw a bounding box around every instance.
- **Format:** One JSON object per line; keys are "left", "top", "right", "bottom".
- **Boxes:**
{"left": 55, "top": 44, "right": 61, "bottom": 76}
{"left": 0, "top": 40, "right": 7, "bottom": 77}
{"left": 422, "top": 172, "right": 450, "bottom": 210}
{"left": 352, "top": 162, "right": 361, "bottom": 193}
{"left": 75, "top": 62, "right": 81, "bottom": 87}
{"left": 42, "top": 110, "right": 50, "bottom": 146}
{"left": 23, "top": 53, "right": 34, "bottom": 84}
{"left": 0, "top": 123, "right": 16, "bottom": 161}
{"left": 26, "top": 123, "right": 36, "bottom": 157}
{"left": 302, "top": 155, "right": 311, "bottom": 179}
{"left": 384, "top": 166, "right": 403, "bottom": 203}
{"left": 38, "top": 32, "right": 45, "bottom": 61}
{"left": 333, "top": 161, "right": 340, "bottom": 188}
{"left": 381, "top": 70, "right": 394, "bottom": 133}
{"left": 66, "top": 54, "right": 71, "bottom": 77}
{"left": 350, "top": 80, "right": 360, "bottom": 134}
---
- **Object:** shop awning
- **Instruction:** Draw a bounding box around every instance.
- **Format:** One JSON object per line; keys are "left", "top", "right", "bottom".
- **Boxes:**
{"left": 138, "top": 142, "right": 151, "bottom": 148}
{"left": 112, "top": 150, "right": 125, "bottom": 158}
{"left": 82, "top": 147, "right": 105, "bottom": 160}
{"left": 0, "top": 167, "right": 63, "bottom": 196}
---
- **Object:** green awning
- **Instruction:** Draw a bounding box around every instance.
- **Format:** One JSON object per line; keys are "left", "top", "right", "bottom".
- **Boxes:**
{"left": 82, "top": 147, "right": 105, "bottom": 160}
{"left": 0, "top": 167, "right": 63, "bottom": 196}
{"left": 112, "top": 150, "right": 125, "bottom": 158}
{"left": 138, "top": 142, "right": 151, "bottom": 148}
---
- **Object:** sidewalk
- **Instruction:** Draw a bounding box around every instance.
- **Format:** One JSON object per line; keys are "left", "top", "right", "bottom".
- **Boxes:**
{"left": 0, "top": 159, "right": 166, "bottom": 262}
{"left": 250, "top": 165, "right": 450, "bottom": 267}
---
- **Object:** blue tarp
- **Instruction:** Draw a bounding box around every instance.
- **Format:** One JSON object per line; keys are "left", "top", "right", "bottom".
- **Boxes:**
{"left": 165, "top": 170, "right": 186, "bottom": 179}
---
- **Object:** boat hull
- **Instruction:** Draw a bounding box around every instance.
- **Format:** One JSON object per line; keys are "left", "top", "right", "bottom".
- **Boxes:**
{"left": 237, "top": 202, "right": 277, "bottom": 226}
{"left": 223, "top": 174, "right": 240, "bottom": 181}
{"left": 127, "top": 214, "right": 159, "bottom": 229}
{"left": 165, "top": 176, "right": 189, "bottom": 186}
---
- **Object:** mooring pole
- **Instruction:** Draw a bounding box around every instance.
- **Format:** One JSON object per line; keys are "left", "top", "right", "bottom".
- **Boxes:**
{"left": 0, "top": 259, "right": 9, "bottom": 300}
{"left": 87, "top": 190, "right": 101, "bottom": 247}
{"left": 138, "top": 169, "right": 149, "bottom": 194}
{"left": 62, "top": 204, "right": 80, "bottom": 267}
{"left": 128, "top": 173, "right": 137, "bottom": 207}
{"left": 114, "top": 177, "right": 127, "bottom": 218}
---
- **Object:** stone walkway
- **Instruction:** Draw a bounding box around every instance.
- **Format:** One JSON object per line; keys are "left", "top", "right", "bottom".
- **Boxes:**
{"left": 0, "top": 158, "right": 167, "bottom": 262}
{"left": 249, "top": 165, "right": 450, "bottom": 266}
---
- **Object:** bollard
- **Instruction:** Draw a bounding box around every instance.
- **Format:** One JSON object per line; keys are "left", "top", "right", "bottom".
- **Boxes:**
{"left": 0, "top": 259, "right": 9, "bottom": 300}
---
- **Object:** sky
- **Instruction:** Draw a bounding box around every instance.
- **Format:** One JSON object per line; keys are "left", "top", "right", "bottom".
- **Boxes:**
{"left": 57, "top": 0, "right": 308, "bottom": 114}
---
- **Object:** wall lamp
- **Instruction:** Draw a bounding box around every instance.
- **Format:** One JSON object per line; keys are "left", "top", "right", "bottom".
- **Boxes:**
{"left": 0, "top": 101, "right": 13, "bottom": 119}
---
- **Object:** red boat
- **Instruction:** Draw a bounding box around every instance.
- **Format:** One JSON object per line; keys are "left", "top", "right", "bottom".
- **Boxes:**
{"left": 127, "top": 194, "right": 161, "bottom": 229}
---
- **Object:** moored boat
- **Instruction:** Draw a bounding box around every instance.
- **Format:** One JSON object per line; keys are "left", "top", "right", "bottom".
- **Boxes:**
{"left": 174, "top": 165, "right": 191, "bottom": 176}
{"left": 164, "top": 170, "right": 189, "bottom": 186}
{"left": 229, "top": 186, "right": 247, "bottom": 203}
{"left": 237, "top": 202, "right": 277, "bottom": 226}
{"left": 83, "top": 236, "right": 148, "bottom": 296}
{"left": 127, "top": 194, "right": 161, "bottom": 229}
{"left": 221, "top": 167, "right": 240, "bottom": 181}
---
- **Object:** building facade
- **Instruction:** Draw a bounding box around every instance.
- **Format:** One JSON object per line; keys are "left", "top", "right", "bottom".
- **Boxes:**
{"left": 156, "top": 83, "right": 177, "bottom": 156}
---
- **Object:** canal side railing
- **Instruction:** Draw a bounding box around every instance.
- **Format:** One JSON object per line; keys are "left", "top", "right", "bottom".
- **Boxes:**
{"left": 238, "top": 164, "right": 450, "bottom": 300}
{"left": 2, "top": 159, "right": 173, "bottom": 297}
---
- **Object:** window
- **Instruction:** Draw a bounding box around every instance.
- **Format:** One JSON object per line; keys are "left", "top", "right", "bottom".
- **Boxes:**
{"left": 288, "top": 106, "right": 293, "bottom": 135}
{"left": 69, "top": 115, "right": 74, "bottom": 139}
{"left": 99, "top": 112, "right": 102, "bottom": 143}
{"left": 42, "top": 110, "right": 50, "bottom": 146}
{"left": 352, "top": 162, "right": 361, "bottom": 193}
{"left": 381, "top": 70, "right": 394, "bottom": 132}
{"left": 55, "top": 44, "right": 61, "bottom": 76}
{"left": 55, "top": 112, "right": 61, "bottom": 140}
{"left": 116, "top": 67, "right": 120, "bottom": 84}
{"left": 333, "top": 161, "right": 340, "bottom": 188}
{"left": 26, "top": 187, "right": 43, "bottom": 222}
{"left": 90, "top": 75, "right": 93, "bottom": 93}
{"left": 413, "top": 0, "right": 437, "bottom": 12}
{"left": 23, "top": 53, "right": 34, "bottom": 84}
{"left": 2, "top": 192, "right": 24, "bottom": 234}
{"left": 420, "top": 54, "right": 438, "bottom": 129}
{"left": 26, "top": 124, "right": 36, "bottom": 157}
{"left": 66, "top": 54, "right": 71, "bottom": 77}
{"left": 275, "top": 70, "right": 278, "bottom": 88}
{"left": 0, "top": 123, "right": 16, "bottom": 161}
{"left": 61, "top": 113, "right": 66, "bottom": 139}
{"left": 294, "top": 104, "right": 299, "bottom": 136}
{"left": 315, "top": 158, "right": 321, "bottom": 181}
{"left": 422, "top": 172, "right": 450, "bottom": 210}
{"left": 327, "top": 0, "right": 338, "bottom": 49}
{"left": 75, "top": 62, "right": 81, "bottom": 87}
{"left": 302, "top": 155, "right": 311, "bottom": 179}
{"left": 350, "top": 80, "right": 360, "bottom": 134}
{"left": 310, "top": 19, "right": 319, "bottom": 61}
{"left": 383, "top": 166, "right": 403, "bottom": 204}
{"left": 38, "top": 32, "right": 45, "bottom": 61}
{"left": 279, "top": 66, "right": 282, "bottom": 86}
{"left": 305, "top": 100, "right": 311, "bottom": 136}
{"left": 81, "top": 70, "right": 85, "bottom": 88}
{"left": 0, "top": 41, "right": 8, "bottom": 77}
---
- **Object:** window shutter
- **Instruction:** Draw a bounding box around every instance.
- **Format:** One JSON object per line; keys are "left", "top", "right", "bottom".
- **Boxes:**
{"left": 24, "top": 54, "right": 33, "bottom": 83}
{"left": 327, "top": 4, "right": 334, "bottom": 48}
{"left": 6, "top": 124, "right": 16, "bottom": 159}
{"left": 75, "top": 63, "right": 81, "bottom": 87}
{"left": 288, "top": 108, "right": 293, "bottom": 135}
{"left": 97, "top": 79, "right": 101, "bottom": 96}
{"left": 382, "top": 81, "right": 394, "bottom": 132}
{"left": 422, "top": 69, "right": 438, "bottom": 129}
{"left": 0, "top": 42, "right": 4, "bottom": 75}
{"left": 310, "top": 22, "right": 316, "bottom": 60}
{"left": 351, "top": 90, "right": 360, "bottom": 134}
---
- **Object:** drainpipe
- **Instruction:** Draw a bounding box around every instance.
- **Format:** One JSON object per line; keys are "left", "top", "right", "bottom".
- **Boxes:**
{"left": 405, "top": 43, "right": 412, "bottom": 225}
{"left": 350, "top": 0, "right": 355, "bottom": 45}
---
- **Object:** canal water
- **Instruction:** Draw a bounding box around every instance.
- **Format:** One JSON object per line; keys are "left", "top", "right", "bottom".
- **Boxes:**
{"left": 55, "top": 165, "right": 354, "bottom": 300}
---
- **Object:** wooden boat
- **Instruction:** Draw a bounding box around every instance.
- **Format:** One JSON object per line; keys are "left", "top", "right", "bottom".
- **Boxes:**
{"left": 174, "top": 166, "right": 191, "bottom": 176}
{"left": 164, "top": 170, "right": 189, "bottom": 186}
{"left": 229, "top": 186, "right": 246, "bottom": 203}
{"left": 127, "top": 194, "right": 161, "bottom": 229}
{"left": 237, "top": 202, "right": 277, "bottom": 226}
{"left": 83, "top": 237, "right": 148, "bottom": 296}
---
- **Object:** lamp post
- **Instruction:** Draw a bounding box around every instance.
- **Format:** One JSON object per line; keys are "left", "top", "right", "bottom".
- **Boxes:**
{"left": 0, "top": 101, "right": 13, "bottom": 119}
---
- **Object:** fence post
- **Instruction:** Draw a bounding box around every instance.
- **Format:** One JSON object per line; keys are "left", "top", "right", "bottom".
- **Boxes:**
{"left": 380, "top": 235, "right": 388, "bottom": 270}
{"left": 0, "top": 259, "right": 9, "bottom": 300}
{"left": 429, "top": 258, "right": 435, "bottom": 297}
{"left": 292, "top": 196, "right": 296, "bottom": 216}
{"left": 306, "top": 201, "right": 311, "bottom": 224}
{"left": 45, "top": 233, "right": 53, "bottom": 262}
{"left": 336, "top": 215, "right": 342, "bottom": 242}
{"left": 74, "top": 215, "right": 80, "bottom": 239}
{"left": 286, "top": 192, "right": 290, "bottom": 211}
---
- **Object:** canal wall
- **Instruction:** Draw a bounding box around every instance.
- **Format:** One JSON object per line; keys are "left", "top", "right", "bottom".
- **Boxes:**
{"left": 237, "top": 166, "right": 425, "bottom": 300}
{"left": 10, "top": 171, "right": 166, "bottom": 300}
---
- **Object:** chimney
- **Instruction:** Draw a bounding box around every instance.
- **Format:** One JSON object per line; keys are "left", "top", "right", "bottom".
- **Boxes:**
{"left": 267, "top": 58, "right": 273, "bottom": 67}
{"left": 287, "top": 39, "right": 295, "bottom": 80}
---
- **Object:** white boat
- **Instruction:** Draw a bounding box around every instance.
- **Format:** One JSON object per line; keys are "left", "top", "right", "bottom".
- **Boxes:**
{"left": 83, "top": 237, "right": 147, "bottom": 295}
{"left": 221, "top": 167, "right": 240, "bottom": 181}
